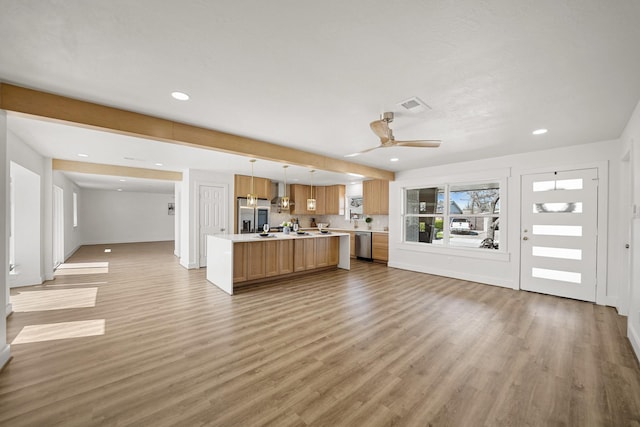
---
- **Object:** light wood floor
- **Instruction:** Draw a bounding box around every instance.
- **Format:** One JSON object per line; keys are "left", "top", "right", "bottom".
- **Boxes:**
{"left": 2, "top": 241, "right": 640, "bottom": 426}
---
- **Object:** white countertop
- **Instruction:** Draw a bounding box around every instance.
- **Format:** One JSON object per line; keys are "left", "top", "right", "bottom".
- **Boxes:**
{"left": 211, "top": 231, "right": 350, "bottom": 242}
{"left": 300, "top": 228, "right": 389, "bottom": 234}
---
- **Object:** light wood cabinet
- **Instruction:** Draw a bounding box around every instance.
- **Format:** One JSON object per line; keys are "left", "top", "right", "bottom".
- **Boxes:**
{"left": 372, "top": 232, "right": 389, "bottom": 263}
{"left": 348, "top": 231, "right": 356, "bottom": 258}
{"left": 304, "top": 238, "right": 316, "bottom": 270}
{"left": 277, "top": 240, "right": 294, "bottom": 274}
{"left": 314, "top": 186, "right": 326, "bottom": 215}
{"left": 363, "top": 179, "right": 389, "bottom": 215}
{"left": 265, "top": 240, "right": 278, "bottom": 277}
{"left": 234, "top": 237, "right": 340, "bottom": 283}
{"left": 290, "top": 184, "right": 345, "bottom": 215}
{"left": 290, "top": 184, "right": 311, "bottom": 215}
{"left": 246, "top": 241, "right": 266, "bottom": 280}
{"left": 324, "top": 185, "right": 345, "bottom": 215}
{"left": 233, "top": 243, "right": 248, "bottom": 282}
{"left": 234, "top": 174, "right": 272, "bottom": 200}
{"left": 293, "top": 239, "right": 306, "bottom": 272}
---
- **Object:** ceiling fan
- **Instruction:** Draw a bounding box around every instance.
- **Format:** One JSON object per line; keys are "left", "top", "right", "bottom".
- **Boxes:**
{"left": 345, "top": 112, "right": 441, "bottom": 157}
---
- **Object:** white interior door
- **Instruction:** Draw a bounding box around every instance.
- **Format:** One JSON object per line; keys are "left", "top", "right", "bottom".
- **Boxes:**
{"left": 520, "top": 168, "right": 598, "bottom": 302}
{"left": 53, "top": 185, "right": 64, "bottom": 267}
{"left": 199, "top": 185, "right": 226, "bottom": 267}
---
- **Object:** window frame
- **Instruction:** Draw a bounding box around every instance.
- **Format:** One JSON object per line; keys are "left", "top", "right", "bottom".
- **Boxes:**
{"left": 401, "top": 176, "right": 507, "bottom": 256}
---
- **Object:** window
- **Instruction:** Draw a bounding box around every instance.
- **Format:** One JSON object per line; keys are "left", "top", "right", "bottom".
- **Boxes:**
{"left": 404, "top": 181, "right": 502, "bottom": 250}
{"left": 73, "top": 192, "right": 78, "bottom": 228}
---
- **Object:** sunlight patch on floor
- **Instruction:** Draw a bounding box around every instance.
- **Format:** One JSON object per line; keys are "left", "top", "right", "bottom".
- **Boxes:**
{"left": 45, "top": 281, "right": 109, "bottom": 288}
{"left": 12, "top": 319, "right": 106, "bottom": 344}
{"left": 55, "top": 262, "right": 109, "bottom": 276}
{"left": 11, "top": 288, "right": 98, "bottom": 312}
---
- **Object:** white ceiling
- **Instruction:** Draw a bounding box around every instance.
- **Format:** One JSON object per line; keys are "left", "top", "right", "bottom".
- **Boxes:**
{"left": 2, "top": 1, "right": 640, "bottom": 192}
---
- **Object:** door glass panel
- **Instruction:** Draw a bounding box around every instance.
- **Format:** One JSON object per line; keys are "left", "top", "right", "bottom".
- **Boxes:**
{"left": 532, "top": 246, "right": 582, "bottom": 260}
{"left": 532, "top": 225, "right": 582, "bottom": 237}
{"left": 532, "top": 267, "right": 581, "bottom": 284}
{"left": 533, "top": 202, "right": 583, "bottom": 213}
{"left": 533, "top": 179, "right": 583, "bottom": 192}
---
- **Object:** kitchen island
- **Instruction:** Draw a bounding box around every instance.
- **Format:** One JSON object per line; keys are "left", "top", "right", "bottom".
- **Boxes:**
{"left": 206, "top": 232, "right": 350, "bottom": 294}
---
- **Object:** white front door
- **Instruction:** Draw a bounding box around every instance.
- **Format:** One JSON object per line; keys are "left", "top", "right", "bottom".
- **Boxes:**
{"left": 520, "top": 168, "right": 598, "bottom": 302}
{"left": 199, "top": 185, "right": 226, "bottom": 267}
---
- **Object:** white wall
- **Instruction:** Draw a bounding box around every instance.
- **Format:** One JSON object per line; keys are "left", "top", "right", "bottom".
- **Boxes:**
{"left": 620, "top": 100, "right": 640, "bottom": 361}
{"left": 390, "top": 139, "right": 620, "bottom": 307}
{"left": 7, "top": 131, "right": 47, "bottom": 287}
{"left": 1, "top": 110, "right": 11, "bottom": 370}
{"left": 53, "top": 171, "right": 82, "bottom": 259}
{"left": 179, "top": 169, "right": 233, "bottom": 269}
{"left": 9, "top": 162, "right": 41, "bottom": 288}
{"left": 81, "top": 189, "right": 175, "bottom": 245}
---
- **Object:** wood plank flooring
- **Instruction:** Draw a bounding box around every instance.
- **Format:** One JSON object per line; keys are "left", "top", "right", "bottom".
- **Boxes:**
{"left": 1, "top": 241, "right": 640, "bottom": 426}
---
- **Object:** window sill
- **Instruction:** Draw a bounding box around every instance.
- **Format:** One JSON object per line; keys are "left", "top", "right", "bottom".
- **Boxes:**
{"left": 397, "top": 241, "right": 510, "bottom": 262}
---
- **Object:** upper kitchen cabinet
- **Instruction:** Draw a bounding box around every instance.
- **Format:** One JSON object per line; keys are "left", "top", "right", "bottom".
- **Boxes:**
{"left": 324, "top": 184, "right": 345, "bottom": 215}
{"left": 290, "top": 184, "right": 345, "bottom": 215}
{"left": 363, "top": 179, "right": 389, "bottom": 215}
{"left": 290, "top": 184, "right": 311, "bottom": 214}
{"left": 235, "top": 174, "right": 272, "bottom": 200}
{"left": 314, "top": 186, "right": 326, "bottom": 215}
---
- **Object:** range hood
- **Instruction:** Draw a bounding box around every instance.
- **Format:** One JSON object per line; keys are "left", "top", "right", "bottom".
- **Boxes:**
{"left": 271, "top": 182, "right": 291, "bottom": 210}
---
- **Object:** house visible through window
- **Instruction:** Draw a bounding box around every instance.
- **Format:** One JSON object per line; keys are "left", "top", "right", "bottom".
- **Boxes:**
{"left": 404, "top": 181, "right": 501, "bottom": 250}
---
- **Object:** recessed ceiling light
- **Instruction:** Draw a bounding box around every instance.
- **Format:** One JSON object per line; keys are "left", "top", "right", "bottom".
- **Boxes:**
{"left": 171, "top": 91, "right": 190, "bottom": 101}
{"left": 348, "top": 173, "right": 364, "bottom": 177}
{"left": 117, "top": 189, "right": 123, "bottom": 192}
{"left": 77, "top": 153, "right": 89, "bottom": 158}
{"left": 532, "top": 128, "right": 548, "bottom": 135}
{"left": 350, "top": 182, "right": 357, "bottom": 185}
{"left": 154, "top": 162, "right": 163, "bottom": 166}
{"left": 344, "top": 153, "right": 359, "bottom": 158}
{"left": 119, "top": 179, "right": 126, "bottom": 182}
{"left": 390, "top": 158, "right": 399, "bottom": 162}
{"left": 104, "top": 249, "right": 111, "bottom": 253}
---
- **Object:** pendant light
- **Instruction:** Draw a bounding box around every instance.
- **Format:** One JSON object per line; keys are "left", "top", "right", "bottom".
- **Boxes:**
{"left": 281, "top": 165, "right": 290, "bottom": 210}
{"left": 247, "top": 159, "right": 258, "bottom": 207}
{"left": 307, "top": 169, "right": 316, "bottom": 211}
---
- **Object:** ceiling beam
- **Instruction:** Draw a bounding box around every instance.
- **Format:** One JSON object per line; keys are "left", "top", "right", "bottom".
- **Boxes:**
{"left": 52, "top": 159, "right": 182, "bottom": 181}
{"left": 1, "top": 83, "right": 395, "bottom": 181}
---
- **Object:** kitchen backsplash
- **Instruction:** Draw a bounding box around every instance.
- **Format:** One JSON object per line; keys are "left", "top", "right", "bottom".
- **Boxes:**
{"left": 271, "top": 212, "right": 388, "bottom": 230}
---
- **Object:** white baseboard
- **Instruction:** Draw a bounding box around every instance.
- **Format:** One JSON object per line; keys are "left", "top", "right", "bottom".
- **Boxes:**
{"left": 629, "top": 323, "right": 640, "bottom": 364}
{"left": 179, "top": 258, "right": 198, "bottom": 270}
{"left": 6, "top": 303, "right": 13, "bottom": 317}
{"left": 9, "top": 273, "right": 44, "bottom": 289}
{"left": 388, "top": 261, "right": 515, "bottom": 289}
{"left": 64, "top": 245, "right": 80, "bottom": 261}
{"left": 0, "top": 345, "right": 10, "bottom": 370}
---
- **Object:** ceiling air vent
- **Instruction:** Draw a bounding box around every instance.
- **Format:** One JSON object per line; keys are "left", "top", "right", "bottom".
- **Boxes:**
{"left": 397, "top": 96, "right": 431, "bottom": 113}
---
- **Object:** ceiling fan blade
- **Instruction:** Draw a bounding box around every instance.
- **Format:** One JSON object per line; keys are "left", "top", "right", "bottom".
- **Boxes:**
{"left": 370, "top": 119, "right": 390, "bottom": 142}
{"left": 344, "top": 144, "right": 384, "bottom": 157}
{"left": 394, "top": 140, "right": 441, "bottom": 148}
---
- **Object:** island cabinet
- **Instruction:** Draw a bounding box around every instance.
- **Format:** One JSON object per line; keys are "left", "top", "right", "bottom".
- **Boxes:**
{"left": 363, "top": 179, "right": 389, "bottom": 215}
{"left": 234, "top": 174, "right": 272, "bottom": 200}
{"left": 372, "top": 232, "right": 389, "bottom": 263}
{"left": 235, "top": 236, "right": 340, "bottom": 284}
{"left": 347, "top": 231, "right": 356, "bottom": 257}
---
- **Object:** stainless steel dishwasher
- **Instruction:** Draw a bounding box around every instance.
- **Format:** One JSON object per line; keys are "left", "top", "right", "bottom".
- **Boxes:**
{"left": 355, "top": 231, "right": 372, "bottom": 260}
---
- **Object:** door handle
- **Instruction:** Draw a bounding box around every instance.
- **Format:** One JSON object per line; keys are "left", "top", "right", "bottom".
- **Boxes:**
{"left": 523, "top": 236, "right": 529, "bottom": 241}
